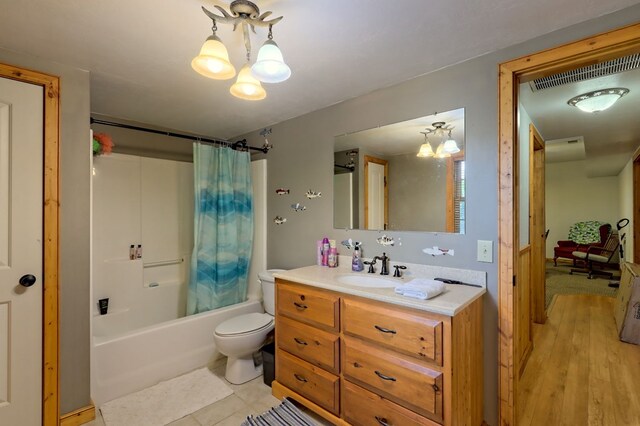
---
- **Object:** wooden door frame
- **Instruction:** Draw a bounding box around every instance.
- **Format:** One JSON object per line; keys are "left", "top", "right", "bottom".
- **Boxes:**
{"left": 0, "top": 63, "right": 60, "bottom": 426}
{"left": 634, "top": 146, "right": 640, "bottom": 264}
{"left": 363, "top": 155, "right": 388, "bottom": 229}
{"left": 498, "top": 23, "right": 640, "bottom": 425}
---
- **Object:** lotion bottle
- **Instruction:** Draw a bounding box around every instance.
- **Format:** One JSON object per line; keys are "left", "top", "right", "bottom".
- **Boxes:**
{"left": 352, "top": 243, "right": 364, "bottom": 272}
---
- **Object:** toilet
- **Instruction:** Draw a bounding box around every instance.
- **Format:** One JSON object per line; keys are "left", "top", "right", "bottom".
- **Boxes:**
{"left": 213, "top": 269, "right": 284, "bottom": 384}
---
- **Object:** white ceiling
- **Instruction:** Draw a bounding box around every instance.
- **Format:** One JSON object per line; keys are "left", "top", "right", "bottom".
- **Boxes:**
{"left": 520, "top": 67, "right": 640, "bottom": 177}
{"left": 335, "top": 108, "right": 464, "bottom": 157}
{"left": 1, "top": 0, "right": 639, "bottom": 140}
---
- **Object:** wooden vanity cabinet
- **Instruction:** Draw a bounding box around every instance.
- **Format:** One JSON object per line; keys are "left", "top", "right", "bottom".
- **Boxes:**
{"left": 273, "top": 278, "right": 483, "bottom": 425}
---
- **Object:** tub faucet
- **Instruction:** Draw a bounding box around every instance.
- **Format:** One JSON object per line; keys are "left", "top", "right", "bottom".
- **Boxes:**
{"left": 373, "top": 253, "right": 389, "bottom": 275}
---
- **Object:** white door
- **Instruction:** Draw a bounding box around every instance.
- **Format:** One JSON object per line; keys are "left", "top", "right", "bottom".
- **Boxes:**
{"left": 366, "top": 161, "right": 386, "bottom": 230}
{"left": 0, "top": 77, "right": 44, "bottom": 425}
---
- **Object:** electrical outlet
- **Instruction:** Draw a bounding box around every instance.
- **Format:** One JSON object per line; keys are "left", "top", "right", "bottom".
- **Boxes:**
{"left": 477, "top": 240, "right": 493, "bottom": 263}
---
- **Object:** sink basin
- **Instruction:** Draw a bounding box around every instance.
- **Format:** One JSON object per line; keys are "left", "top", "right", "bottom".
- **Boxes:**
{"left": 336, "top": 274, "right": 398, "bottom": 288}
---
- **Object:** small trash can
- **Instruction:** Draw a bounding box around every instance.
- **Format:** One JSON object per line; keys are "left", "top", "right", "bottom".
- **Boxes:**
{"left": 261, "top": 342, "right": 275, "bottom": 387}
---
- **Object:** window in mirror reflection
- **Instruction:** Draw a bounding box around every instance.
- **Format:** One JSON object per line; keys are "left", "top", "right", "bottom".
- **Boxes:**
{"left": 333, "top": 108, "right": 465, "bottom": 234}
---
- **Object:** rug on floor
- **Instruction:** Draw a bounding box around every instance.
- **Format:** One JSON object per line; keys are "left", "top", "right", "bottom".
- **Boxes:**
{"left": 241, "top": 398, "right": 317, "bottom": 426}
{"left": 546, "top": 264, "right": 618, "bottom": 308}
{"left": 100, "top": 367, "right": 233, "bottom": 426}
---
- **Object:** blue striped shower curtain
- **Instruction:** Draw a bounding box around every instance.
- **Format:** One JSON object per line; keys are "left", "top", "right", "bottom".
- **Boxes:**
{"left": 187, "top": 143, "right": 253, "bottom": 314}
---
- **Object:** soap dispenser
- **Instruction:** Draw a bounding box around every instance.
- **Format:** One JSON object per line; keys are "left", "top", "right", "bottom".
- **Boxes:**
{"left": 352, "top": 243, "right": 364, "bottom": 272}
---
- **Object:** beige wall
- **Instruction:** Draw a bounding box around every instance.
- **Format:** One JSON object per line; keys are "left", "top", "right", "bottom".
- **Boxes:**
{"left": 0, "top": 50, "right": 91, "bottom": 413}
{"left": 546, "top": 160, "right": 620, "bottom": 258}
{"left": 243, "top": 8, "right": 640, "bottom": 424}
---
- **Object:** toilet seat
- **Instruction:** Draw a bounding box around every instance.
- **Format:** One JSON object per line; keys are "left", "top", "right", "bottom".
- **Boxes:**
{"left": 215, "top": 313, "right": 274, "bottom": 337}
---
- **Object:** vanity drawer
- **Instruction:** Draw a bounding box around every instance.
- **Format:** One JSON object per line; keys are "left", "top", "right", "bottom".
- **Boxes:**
{"left": 276, "top": 348, "right": 340, "bottom": 415}
{"left": 342, "top": 336, "right": 443, "bottom": 422}
{"left": 277, "top": 316, "right": 339, "bottom": 373}
{"left": 277, "top": 280, "right": 339, "bottom": 331}
{"left": 342, "top": 297, "right": 443, "bottom": 365}
{"left": 342, "top": 380, "right": 440, "bottom": 426}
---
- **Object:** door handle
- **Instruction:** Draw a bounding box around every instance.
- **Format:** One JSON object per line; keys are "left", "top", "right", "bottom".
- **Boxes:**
{"left": 19, "top": 274, "right": 37, "bottom": 287}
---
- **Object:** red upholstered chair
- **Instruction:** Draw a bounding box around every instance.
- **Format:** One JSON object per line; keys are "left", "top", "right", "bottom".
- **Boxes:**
{"left": 553, "top": 223, "right": 611, "bottom": 266}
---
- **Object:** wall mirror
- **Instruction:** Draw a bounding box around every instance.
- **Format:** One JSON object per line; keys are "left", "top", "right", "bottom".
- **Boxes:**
{"left": 333, "top": 108, "right": 465, "bottom": 233}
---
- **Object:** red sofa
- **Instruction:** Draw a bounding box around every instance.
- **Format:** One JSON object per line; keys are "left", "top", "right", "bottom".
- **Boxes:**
{"left": 553, "top": 223, "right": 611, "bottom": 266}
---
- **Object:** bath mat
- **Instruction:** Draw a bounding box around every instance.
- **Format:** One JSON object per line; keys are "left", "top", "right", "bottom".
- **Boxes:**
{"left": 242, "top": 398, "right": 317, "bottom": 426}
{"left": 100, "top": 367, "right": 233, "bottom": 426}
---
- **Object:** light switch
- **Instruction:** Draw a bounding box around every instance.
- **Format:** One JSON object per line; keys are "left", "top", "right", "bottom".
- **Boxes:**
{"left": 477, "top": 240, "right": 493, "bottom": 263}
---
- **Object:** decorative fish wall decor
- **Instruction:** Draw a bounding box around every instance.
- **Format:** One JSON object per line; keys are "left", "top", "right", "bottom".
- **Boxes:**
{"left": 341, "top": 238, "right": 361, "bottom": 250}
{"left": 290, "top": 203, "right": 306, "bottom": 212}
{"left": 275, "top": 188, "right": 290, "bottom": 195}
{"left": 305, "top": 190, "right": 322, "bottom": 199}
{"left": 377, "top": 234, "right": 400, "bottom": 246}
{"left": 423, "top": 247, "right": 455, "bottom": 256}
{"left": 273, "top": 216, "right": 287, "bottom": 225}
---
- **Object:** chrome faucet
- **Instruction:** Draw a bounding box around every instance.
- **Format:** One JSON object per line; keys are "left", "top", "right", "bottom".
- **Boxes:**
{"left": 373, "top": 252, "right": 389, "bottom": 275}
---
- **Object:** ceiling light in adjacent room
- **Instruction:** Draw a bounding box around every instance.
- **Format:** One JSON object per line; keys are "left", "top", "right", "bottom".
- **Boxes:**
{"left": 567, "top": 87, "right": 629, "bottom": 113}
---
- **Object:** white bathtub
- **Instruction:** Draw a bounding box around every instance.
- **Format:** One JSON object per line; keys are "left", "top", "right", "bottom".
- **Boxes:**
{"left": 91, "top": 298, "right": 262, "bottom": 407}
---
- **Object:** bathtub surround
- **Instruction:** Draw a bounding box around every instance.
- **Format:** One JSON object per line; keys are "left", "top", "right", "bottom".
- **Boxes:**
{"left": 91, "top": 156, "right": 268, "bottom": 407}
{"left": 188, "top": 144, "right": 254, "bottom": 314}
{"left": 99, "top": 367, "right": 233, "bottom": 426}
{"left": 92, "top": 299, "right": 262, "bottom": 407}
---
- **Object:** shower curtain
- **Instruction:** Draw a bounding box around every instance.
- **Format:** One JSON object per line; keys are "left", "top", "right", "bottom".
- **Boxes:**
{"left": 187, "top": 143, "right": 253, "bottom": 314}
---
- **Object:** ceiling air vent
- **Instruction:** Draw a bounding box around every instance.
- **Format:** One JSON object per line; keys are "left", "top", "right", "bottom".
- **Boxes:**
{"left": 529, "top": 53, "right": 640, "bottom": 92}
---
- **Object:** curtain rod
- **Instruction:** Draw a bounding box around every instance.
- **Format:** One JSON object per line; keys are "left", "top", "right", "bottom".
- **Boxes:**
{"left": 90, "top": 118, "right": 270, "bottom": 153}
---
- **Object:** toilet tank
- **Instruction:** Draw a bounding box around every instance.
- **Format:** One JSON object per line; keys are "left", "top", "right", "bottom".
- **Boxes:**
{"left": 258, "top": 269, "right": 285, "bottom": 316}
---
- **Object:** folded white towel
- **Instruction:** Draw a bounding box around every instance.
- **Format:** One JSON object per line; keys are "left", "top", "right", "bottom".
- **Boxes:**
{"left": 394, "top": 279, "right": 446, "bottom": 300}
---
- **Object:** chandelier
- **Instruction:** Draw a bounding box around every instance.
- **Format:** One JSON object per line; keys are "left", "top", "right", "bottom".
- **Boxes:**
{"left": 191, "top": 1, "right": 291, "bottom": 101}
{"left": 417, "top": 122, "right": 460, "bottom": 158}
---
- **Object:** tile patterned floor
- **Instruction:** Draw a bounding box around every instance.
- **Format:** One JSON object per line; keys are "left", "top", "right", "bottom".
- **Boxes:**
{"left": 86, "top": 364, "right": 331, "bottom": 426}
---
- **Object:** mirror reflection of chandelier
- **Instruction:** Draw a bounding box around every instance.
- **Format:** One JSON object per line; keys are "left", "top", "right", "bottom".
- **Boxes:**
{"left": 191, "top": 0, "right": 291, "bottom": 101}
{"left": 416, "top": 121, "right": 460, "bottom": 158}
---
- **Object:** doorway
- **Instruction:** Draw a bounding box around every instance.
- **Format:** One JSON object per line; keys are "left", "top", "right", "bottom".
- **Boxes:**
{"left": 498, "top": 23, "right": 640, "bottom": 425}
{"left": 364, "top": 155, "right": 388, "bottom": 230}
{"left": 0, "top": 64, "right": 60, "bottom": 425}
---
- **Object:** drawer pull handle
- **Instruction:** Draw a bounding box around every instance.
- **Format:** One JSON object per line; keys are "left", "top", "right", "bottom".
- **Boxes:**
{"left": 293, "top": 302, "right": 308, "bottom": 310}
{"left": 374, "top": 370, "right": 397, "bottom": 381}
{"left": 374, "top": 325, "right": 397, "bottom": 334}
{"left": 432, "top": 384, "right": 440, "bottom": 392}
{"left": 375, "top": 416, "right": 391, "bottom": 426}
{"left": 293, "top": 337, "right": 308, "bottom": 346}
{"left": 294, "top": 373, "right": 308, "bottom": 383}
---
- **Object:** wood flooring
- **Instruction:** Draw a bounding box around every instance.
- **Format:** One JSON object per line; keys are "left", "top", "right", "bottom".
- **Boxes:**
{"left": 518, "top": 294, "right": 640, "bottom": 426}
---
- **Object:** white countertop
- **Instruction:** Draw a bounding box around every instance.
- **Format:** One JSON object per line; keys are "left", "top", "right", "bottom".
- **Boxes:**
{"left": 273, "top": 263, "right": 486, "bottom": 317}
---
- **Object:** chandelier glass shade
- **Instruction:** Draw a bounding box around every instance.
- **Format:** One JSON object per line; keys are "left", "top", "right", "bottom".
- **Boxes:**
{"left": 567, "top": 87, "right": 629, "bottom": 113}
{"left": 191, "top": 1, "right": 290, "bottom": 100}
{"left": 230, "top": 64, "right": 267, "bottom": 100}
{"left": 251, "top": 40, "right": 291, "bottom": 83}
{"left": 191, "top": 35, "right": 236, "bottom": 80}
{"left": 416, "top": 141, "right": 435, "bottom": 157}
